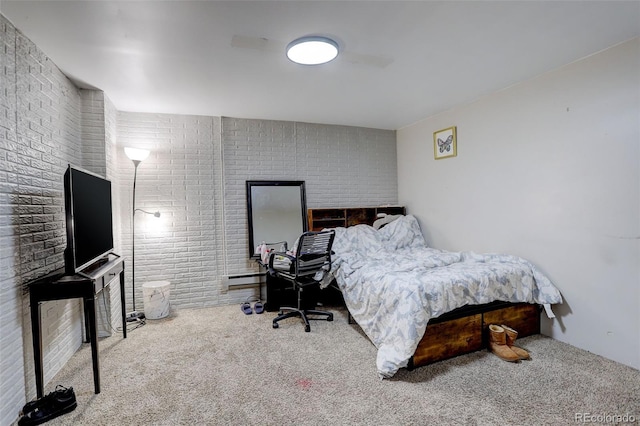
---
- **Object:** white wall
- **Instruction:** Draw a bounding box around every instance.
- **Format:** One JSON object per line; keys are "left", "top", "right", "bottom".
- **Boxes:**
{"left": 397, "top": 38, "right": 640, "bottom": 369}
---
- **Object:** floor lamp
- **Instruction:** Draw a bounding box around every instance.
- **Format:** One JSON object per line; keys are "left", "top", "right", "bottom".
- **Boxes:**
{"left": 124, "top": 147, "right": 160, "bottom": 322}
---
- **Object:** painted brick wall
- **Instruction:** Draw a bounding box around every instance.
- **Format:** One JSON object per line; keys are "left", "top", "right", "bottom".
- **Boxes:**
{"left": 0, "top": 16, "right": 85, "bottom": 424}
{"left": 114, "top": 115, "right": 398, "bottom": 310}
{"left": 0, "top": 14, "right": 22, "bottom": 426}
{"left": 80, "top": 90, "right": 107, "bottom": 176}
{"left": 220, "top": 118, "right": 296, "bottom": 276}
{"left": 0, "top": 16, "right": 122, "bottom": 424}
{"left": 221, "top": 117, "right": 398, "bottom": 278}
{"left": 116, "top": 113, "right": 224, "bottom": 310}
{"left": 104, "top": 95, "right": 123, "bottom": 334}
{"left": 14, "top": 25, "right": 86, "bottom": 416}
{"left": 79, "top": 90, "right": 109, "bottom": 336}
{"left": 79, "top": 90, "right": 122, "bottom": 337}
{"left": 296, "top": 122, "right": 398, "bottom": 206}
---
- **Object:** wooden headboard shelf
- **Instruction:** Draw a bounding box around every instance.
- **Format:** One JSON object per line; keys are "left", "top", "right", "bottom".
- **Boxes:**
{"left": 307, "top": 206, "right": 406, "bottom": 231}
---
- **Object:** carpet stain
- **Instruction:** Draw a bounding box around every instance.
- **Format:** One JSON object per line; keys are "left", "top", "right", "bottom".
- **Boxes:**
{"left": 295, "top": 378, "right": 313, "bottom": 390}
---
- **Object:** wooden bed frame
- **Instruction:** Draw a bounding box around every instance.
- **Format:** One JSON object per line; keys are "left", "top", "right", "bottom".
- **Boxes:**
{"left": 407, "top": 301, "right": 539, "bottom": 369}
{"left": 309, "top": 206, "right": 541, "bottom": 369}
{"left": 344, "top": 301, "right": 540, "bottom": 369}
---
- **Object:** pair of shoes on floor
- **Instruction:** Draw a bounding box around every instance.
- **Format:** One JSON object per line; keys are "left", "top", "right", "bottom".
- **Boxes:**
{"left": 241, "top": 300, "right": 264, "bottom": 315}
{"left": 488, "top": 324, "right": 531, "bottom": 362}
{"left": 19, "top": 385, "right": 77, "bottom": 426}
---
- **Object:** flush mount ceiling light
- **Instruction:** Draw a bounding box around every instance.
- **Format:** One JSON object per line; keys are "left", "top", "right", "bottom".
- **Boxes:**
{"left": 286, "top": 36, "right": 339, "bottom": 65}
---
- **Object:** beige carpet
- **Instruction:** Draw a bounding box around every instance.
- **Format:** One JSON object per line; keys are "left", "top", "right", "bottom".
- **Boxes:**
{"left": 24, "top": 304, "right": 639, "bottom": 425}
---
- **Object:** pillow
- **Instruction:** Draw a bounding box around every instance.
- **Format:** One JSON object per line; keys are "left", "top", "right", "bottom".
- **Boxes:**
{"left": 331, "top": 224, "right": 383, "bottom": 257}
{"left": 373, "top": 214, "right": 403, "bottom": 230}
{"left": 378, "top": 215, "right": 426, "bottom": 250}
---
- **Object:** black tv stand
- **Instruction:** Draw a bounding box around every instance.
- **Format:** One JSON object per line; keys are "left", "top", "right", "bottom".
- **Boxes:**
{"left": 28, "top": 255, "right": 126, "bottom": 398}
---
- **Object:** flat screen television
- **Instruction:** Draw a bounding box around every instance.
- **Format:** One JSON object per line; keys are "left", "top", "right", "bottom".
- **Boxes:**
{"left": 64, "top": 165, "right": 114, "bottom": 275}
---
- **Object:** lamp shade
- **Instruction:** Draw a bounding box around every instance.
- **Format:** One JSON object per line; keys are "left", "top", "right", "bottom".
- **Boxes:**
{"left": 124, "top": 147, "right": 150, "bottom": 162}
{"left": 286, "top": 36, "right": 339, "bottom": 65}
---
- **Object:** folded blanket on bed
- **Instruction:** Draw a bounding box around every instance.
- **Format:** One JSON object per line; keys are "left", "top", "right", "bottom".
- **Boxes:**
{"left": 328, "top": 215, "right": 563, "bottom": 379}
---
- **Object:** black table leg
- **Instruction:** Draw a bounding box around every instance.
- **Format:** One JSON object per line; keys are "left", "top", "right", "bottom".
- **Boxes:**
{"left": 120, "top": 266, "right": 127, "bottom": 339}
{"left": 83, "top": 298, "right": 92, "bottom": 343}
{"left": 26, "top": 257, "right": 125, "bottom": 397}
{"left": 84, "top": 297, "right": 100, "bottom": 394}
{"left": 30, "top": 296, "right": 44, "bottom": 399}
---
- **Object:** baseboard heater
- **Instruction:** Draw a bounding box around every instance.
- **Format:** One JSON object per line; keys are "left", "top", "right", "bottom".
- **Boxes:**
{"left": 222, "top": 273, "right": 264, "bottom": 292}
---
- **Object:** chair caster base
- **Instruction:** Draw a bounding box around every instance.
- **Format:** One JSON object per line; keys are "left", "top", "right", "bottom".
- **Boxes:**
{"left": 272, "top": 307, "right": 333, "bottom": 332}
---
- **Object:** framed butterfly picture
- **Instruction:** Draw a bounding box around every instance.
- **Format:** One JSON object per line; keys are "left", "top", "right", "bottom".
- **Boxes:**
{"left": 433, "top": 126, "right": 457, "bottom": 160}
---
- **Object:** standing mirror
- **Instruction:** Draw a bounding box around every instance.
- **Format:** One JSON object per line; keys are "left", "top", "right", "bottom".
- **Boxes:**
{"left": 246, "top": 181, "right": 308, "bottom": 259}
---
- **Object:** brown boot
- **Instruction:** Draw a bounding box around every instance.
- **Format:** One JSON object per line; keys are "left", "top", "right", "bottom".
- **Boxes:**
{"left": 501, "top": 325, "right": 531, "bottom": 360}
{"left": 488, "top": 325, "right": 520, "bottom": 362}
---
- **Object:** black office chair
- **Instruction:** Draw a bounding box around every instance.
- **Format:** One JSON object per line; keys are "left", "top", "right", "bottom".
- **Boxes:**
{"left": 268, "top": 230, "right": 335, "bottom": 332}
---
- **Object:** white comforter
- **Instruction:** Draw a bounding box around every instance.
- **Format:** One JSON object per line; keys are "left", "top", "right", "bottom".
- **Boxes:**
{"left": 328, "top": 215, "right": 563, "bottom": 379}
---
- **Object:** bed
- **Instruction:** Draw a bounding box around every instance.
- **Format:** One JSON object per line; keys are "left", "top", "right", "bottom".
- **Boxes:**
{"left": 324, "top": 214, "right": 563, "bottom": 379}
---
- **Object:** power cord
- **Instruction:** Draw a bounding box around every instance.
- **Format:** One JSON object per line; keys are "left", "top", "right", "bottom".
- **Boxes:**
{"left": 124, "top": 317, "right": 146, "bottom": 332}
{"left": 100, "top": 290, "right": 145, "bottom": 334}
{"left": 100, "top": 289, "right": 119, "bottom": 334}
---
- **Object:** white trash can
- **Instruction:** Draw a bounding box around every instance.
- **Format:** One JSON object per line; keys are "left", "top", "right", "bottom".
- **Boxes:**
{"left": 142, "top": 281, "right": 171, "bottom": 319}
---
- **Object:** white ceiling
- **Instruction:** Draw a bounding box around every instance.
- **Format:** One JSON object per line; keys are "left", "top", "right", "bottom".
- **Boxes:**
{"left": 2, "top": 1, "right": 639, "bottom": 130}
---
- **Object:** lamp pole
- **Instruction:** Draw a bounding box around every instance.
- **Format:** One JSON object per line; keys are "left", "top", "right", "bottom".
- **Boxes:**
{"left": 124, "top": 147, "right": 159, "bottom": 322}
{"left": 131, "top": 160, "right": 141, "bottom": 317}
{"left": 124, "top": 146, "right": 151, "bottom": 322}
